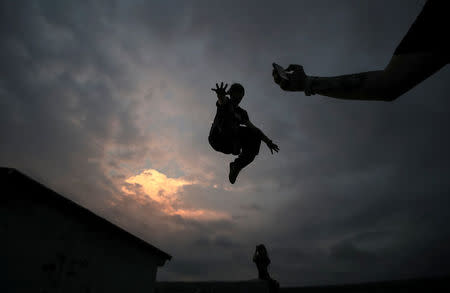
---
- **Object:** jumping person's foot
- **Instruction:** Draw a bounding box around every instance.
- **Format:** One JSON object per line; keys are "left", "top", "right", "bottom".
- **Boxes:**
{"left": 229, "top": 162, "right": 241, "bottom": 184}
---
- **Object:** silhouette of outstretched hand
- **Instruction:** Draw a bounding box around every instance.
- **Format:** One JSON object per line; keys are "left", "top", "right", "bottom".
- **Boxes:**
{"left": 211, "top": 82, "right": 228, "bottom": 99}
{"left": 266, "top": 141, "right": 279, "bottom": 154}
{"left": 272, "top": 64, "right": 307, "bottom": 92}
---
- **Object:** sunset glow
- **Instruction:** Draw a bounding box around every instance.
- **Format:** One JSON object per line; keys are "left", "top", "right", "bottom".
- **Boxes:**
{"left": 123, "top": 169, "right": 194, "bottom": 204}
{"left": 122, "top": 169, "right": 229, "bottom": 221}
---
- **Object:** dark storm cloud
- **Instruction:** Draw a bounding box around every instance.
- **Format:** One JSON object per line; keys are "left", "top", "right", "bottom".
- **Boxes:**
{"left": 2, "top": 0, "right": 449, "bottom": 287}
{"left": 0, "top": 0, "right": 144, "bottom": 199}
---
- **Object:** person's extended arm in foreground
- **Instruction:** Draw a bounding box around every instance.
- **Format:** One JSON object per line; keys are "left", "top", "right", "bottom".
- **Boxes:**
{"left": 273, "top": 53, "right": 447, "bottom": 101}
{"left": 273, "top": 0, "right": 448, "bottom": 101}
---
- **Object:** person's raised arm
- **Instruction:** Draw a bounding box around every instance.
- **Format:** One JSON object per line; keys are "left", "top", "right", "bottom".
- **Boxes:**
{"left": 244, "top": 120, "right": 279, "bottom": 154}
{"left": 211, "top": 82, "right": 228, "bottom": 105}
{"left": 273, "top": 53, "right": 447, "bottom": 101}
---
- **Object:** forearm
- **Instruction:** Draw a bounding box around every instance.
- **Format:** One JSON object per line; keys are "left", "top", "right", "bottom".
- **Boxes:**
{"left": 256, "top": 127, "right": 271, "bottom": 144}
{"left": 244, "top": 121, "right": 270, "bottom": 143}
{"left": 302, "top": 53, "right": 447, "bottom": 101}
{"left": 304, "top": 70, "right": 393, "bottom": 101}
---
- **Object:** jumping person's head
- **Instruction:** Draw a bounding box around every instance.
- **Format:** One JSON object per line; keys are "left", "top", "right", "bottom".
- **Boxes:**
{"left": 228, "top": 83, "right": 245, "bottom": 106}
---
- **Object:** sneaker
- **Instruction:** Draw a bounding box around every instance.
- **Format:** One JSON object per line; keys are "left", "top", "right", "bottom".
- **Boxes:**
{"left": 229, "top": 162, "right": 241, "bottom": 184}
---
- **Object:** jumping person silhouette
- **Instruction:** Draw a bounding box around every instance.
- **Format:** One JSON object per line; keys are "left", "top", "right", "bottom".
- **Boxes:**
{"left": 208, "top": 82, "right": 279, "bottom": 184}
{"left": 273, "top": 0, "right": 448, "bottom": 101}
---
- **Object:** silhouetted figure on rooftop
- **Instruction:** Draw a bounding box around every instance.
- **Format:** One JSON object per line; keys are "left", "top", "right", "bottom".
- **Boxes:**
{"left": 273, "top": 0, "right": 448, "bottom": 101}
{"left": 253, "top": 244, "right": 279, "bottom": 293}
{"left": 208, "top": 82, "right": 279, "bottom": 184}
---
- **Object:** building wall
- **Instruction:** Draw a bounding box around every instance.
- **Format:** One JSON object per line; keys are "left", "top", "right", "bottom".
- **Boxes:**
{"left": 2, "top": 189, "right": 161, "bottom": 293}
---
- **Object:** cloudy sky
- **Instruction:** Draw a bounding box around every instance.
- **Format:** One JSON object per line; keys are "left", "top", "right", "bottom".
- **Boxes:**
{"left": 1, "top": 0, "right": 449, "bottom": 286}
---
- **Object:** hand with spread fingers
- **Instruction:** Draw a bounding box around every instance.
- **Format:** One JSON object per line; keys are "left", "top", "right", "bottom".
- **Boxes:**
{"left": 211, "top": 82, "right": 229, "bottom": 99}
{"left": 266, "top": 140, "right": 279, "bottom": 154}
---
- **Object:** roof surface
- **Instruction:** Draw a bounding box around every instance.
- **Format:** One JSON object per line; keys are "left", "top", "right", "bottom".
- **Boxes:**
{"left": 1, "top": 167, "right": 172, "bottom": 265}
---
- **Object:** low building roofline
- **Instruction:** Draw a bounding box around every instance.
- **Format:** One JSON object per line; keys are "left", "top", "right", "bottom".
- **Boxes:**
{"left": 1, "top": 167, "right": 172, "bottom": 265}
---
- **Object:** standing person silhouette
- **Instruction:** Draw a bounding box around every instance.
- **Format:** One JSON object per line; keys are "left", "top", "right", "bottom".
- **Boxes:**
{"left": 253, "top": 244, "right": 271, "bottom": 280}
{"left": 208, "top": 82, "right": 279, "bottom": 184}
{"left": 273, "top": 0, "right": 448, "bottom": 101}
{"left": 253, "top": 244, "right": 280, "bottom": 293}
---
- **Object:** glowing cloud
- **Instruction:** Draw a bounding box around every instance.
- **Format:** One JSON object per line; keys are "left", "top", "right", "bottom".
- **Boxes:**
{"left": 123, "top": 169, "right": 194, "bottom": 204}
{"left": 122, "top": 169, "right": 229, "bottom": 221}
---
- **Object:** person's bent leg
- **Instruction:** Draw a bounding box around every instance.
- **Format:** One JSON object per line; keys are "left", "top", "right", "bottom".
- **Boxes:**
{"left": 208, "top": 131, "right": 233, "bottom": 155}
{"left": 229, "top": 127, "right": 262, "bottom": 183}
